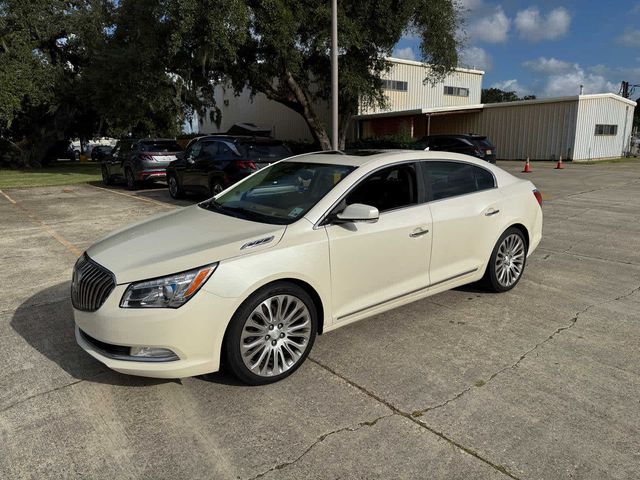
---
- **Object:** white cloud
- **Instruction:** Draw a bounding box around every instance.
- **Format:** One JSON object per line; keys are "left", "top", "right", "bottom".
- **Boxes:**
{"left": 515, "top": 7, "right": 571, "bottom": 42}
{"left": 468, "top": 6, "right": 510, "bottom": 43}
{"left": 460, "top": 46, "right": 493, "bottom": 71}
{"left": 542, "top": 69, "right": 618, "bottom": 97}
{"left": 617, "top": 28, "right": 640, "bottom": 47}
{"left": 392, "top": 47, "right": 416, "bottom": 61}
{"left": 490, "top": 79, "right": 532, "bottom": 97}
{"left": 522, "top": 57, "right": 576, "bottom": 75}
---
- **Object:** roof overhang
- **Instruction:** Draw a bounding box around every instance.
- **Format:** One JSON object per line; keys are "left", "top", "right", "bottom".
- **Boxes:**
{"left": 354, "top": 104, "right": 485, "bottom": 120}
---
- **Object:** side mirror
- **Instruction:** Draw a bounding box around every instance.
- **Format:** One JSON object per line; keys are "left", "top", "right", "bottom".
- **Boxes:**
{"left": 335, "top": 203, "right": 379, "bottom": 223}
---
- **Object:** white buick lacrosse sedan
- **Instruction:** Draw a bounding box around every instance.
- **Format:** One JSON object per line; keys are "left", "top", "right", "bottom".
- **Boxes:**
{"left": 73, "top": 150, "right": 542, "bottom": 384}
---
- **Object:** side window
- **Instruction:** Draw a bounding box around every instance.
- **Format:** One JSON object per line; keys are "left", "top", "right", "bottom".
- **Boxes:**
{"left": 424, "top": 162, "right": 476, "bottom": 200}
{"left": 199, "top": 142, "right": 217, "bottom": 158}
{"left": 345, "top": 164, "right": 418, "bottom": 213}
{"left": 474, "top": 166, "right": 495, "bottom": 191}
{"left": 186, "top": 142, "right": 202, "bottom": 160}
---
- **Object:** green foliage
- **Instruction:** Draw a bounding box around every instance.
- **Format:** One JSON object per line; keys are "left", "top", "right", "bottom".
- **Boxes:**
{"left": 231, "top": 0, "right": 462, "bottom": 148}
{"left": 1, "top": 0, "right": 462, "bottom": 166}
{"left": 481, "top": 88, "right": 537, "bottom": 104}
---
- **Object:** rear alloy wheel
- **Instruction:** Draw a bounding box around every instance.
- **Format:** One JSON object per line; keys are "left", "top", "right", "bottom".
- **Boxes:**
{"left": 101, "top": 165, "right": 111, "bottom": 185}
{"left": 168, "top": 174, "right": 184, "bottom": 199}
{"left": 224, "top": 283, "right": 317, "bottom": 385}
{"left": 209, "top": 180, "right": 224, "bottom": 197}
{"left": 125, "top": 168, "right": 137, "bottom": 191}
{"left": 483, "top": 227, "right": 527, "bottom": 292}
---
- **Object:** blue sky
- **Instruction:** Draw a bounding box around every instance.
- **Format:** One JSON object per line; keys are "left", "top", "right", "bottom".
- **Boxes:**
{"left": 392, "top": 1, "right": 640, "bottom": 99}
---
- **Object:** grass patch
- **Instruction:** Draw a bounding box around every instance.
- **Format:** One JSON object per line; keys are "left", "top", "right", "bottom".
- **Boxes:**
{"left": 581, "top": 156, "right": 639, "bottom": 165}
{"left": 0, "top": 162, "right": 101, "bottom": 189}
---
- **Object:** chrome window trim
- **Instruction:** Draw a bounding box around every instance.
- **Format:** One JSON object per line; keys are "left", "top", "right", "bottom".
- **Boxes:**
{"left": 420, "top": 159, "right": 498, "bottom": 204}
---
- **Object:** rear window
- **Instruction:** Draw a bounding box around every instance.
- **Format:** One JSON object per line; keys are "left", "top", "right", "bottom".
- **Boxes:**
{"left": 139, "top": 141, "right": 182, "bottom": 152}
{"left": 475, "top": 137, "right": 494, "bottom": 148}
{"left": 243, "top": 143, "right": 292, "bottom": 161}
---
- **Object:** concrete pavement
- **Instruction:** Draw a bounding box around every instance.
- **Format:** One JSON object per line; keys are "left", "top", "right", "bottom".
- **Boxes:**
{"left": 1, "top": 161, "right": 639, "bottom": 479}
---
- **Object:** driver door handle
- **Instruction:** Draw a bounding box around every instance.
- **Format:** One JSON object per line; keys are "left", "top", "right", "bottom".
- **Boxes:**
{"left": 485, "top": 208, "right": 500, "bottom": 217}
{"left": 410, "top": 228, "right": 430, "bottom": 238}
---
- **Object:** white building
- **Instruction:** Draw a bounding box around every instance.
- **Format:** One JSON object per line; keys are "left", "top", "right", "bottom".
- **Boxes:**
{"left": 198, "top": 57, "right": 637, "bottom": 161}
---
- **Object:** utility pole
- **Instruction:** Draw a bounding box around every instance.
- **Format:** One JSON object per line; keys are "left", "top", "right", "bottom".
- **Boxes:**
{"left": 331, "top": 0, "right": 338, "bottom": 150}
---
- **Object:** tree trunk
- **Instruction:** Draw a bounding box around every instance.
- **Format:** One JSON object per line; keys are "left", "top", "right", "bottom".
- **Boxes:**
{"left": 283, "top": 71, "right": 332, "bottom": 150}
{"left": 338, "top": 111, "right": 353, "bottom": 150}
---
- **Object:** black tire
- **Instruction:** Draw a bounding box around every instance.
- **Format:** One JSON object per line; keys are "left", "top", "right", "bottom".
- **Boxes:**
{"left": 168, "top": 174, "right": 184, "bottom": 199}
{"left": 223, "top": 282, "right": 318, "bottom": 385}
{"left": 101, "top": 165, "right": 112, "bottom": 185}
{"left": 125, "top": 168, "right": 137, "bottom": 191}
{"left": 209, "top": 179, "right": 224, "bottom": 197}
{"left": 482, "top": 227, "right": 527, "bottom": 293}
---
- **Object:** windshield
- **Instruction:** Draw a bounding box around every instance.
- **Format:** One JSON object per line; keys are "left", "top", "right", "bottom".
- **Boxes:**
{"left": 200, "top": 161, "right": 356, "bottom": 225}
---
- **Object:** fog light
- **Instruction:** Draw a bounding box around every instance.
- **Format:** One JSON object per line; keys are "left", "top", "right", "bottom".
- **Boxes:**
{"left": 130, "top": 346, "right": 177, "bottom": 360}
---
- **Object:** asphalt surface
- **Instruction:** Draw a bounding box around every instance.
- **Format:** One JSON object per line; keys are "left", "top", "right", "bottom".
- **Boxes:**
{"left": 1, "top": 161, "right": 639, "bottom": 479}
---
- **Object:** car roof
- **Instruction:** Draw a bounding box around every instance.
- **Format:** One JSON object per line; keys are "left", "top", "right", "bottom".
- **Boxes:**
{"left": 285, "top": 149, "right": 494, "bottom": 168}
{"left": 194, "top": 135, "right": 284, "bottom": 144}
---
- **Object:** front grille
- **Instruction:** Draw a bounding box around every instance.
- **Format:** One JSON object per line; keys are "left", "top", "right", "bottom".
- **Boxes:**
{"left": 71, "top": 254, "right": 116, "bottom": 312}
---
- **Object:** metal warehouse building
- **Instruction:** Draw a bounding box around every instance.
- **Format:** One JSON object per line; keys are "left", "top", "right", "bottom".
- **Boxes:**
{"left": 357, "top": 93, "right": 637, "bottom": 161}
{"left": 199, "top": 57, "right": 636, "bottom": 161}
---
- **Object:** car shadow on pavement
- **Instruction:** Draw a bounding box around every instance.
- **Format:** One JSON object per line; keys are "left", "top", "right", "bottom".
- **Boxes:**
{"left": 10, "top": 281, "right": 241, "bottom": 387}
{"left": 86, "top": 180, "right": 201, "bottom": 208}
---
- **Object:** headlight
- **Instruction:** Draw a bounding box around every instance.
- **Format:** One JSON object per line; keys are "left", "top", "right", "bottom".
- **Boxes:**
{"left": 120, "top": 264, "right": 217, "bottom": 308}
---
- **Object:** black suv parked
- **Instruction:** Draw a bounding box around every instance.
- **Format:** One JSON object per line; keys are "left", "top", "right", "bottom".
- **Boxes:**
{"left": 411, "top": 134, "right": 496, "bottom": 163}
{"left": 166, "top": 135, "right": 292, "bottom": 198}
{"left": 101, "top": 139, "right": 183, "bottom": 190}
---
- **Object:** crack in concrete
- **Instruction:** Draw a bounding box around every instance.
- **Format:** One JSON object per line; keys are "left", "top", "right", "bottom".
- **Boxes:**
{"left": 535, "top": 248, "right": 640, "bottom": 267}
{"left": 246, "top": 412, "right": 396, "bottom": 480}
{"left": 305, "top": 282, "right": 640, "bottom": 480}
{"left": 0, "top": 379, "right": 85, "bottom": 415}
{"left": 307, "top": 357, "right": 522, "bottom": 480}
{"left": 413, "top": 282, "right": 640, "bottom": 417}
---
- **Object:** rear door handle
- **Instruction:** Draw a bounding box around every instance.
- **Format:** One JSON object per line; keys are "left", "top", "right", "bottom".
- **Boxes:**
{"left": 485, "top": 209, "right": 500, "bottom": 217}
{"left": 410, "top": 228, "right": 430, "bottom": 238}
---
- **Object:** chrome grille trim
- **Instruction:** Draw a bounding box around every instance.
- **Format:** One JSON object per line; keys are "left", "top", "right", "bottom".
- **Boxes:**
{"left": 71, "top": 254, "right": 116, "bottom": 312}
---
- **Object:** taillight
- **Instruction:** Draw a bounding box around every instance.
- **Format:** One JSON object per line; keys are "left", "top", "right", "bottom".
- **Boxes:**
{"left": 236, "top": 160, "right": 257, "bottom": 170}
{"left": 533, "top": 189, "right": 542, "bottom": 206}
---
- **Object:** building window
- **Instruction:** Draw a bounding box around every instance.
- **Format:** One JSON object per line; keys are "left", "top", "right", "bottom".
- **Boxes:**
{"left": 594, "top": 124, "right": 618, "bottom": 136}
{"left": 444, "top": 86, "right": 469, "bottom": 97}
{"left": 382, "top": 79, "right": 408, "bottom": 91}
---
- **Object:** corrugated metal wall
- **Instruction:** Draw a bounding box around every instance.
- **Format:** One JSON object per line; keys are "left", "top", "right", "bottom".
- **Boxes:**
{"left": 360, "top": 61, "right": 483, "bottom": 115}
{"left": 198, "top": 86, "right": 330, "bottom": 142}
{"left": 427, "top": 100, "right": 579, "bottom": 160}
{"left": 573, "top": 96, "right": 635, "bottom": 160}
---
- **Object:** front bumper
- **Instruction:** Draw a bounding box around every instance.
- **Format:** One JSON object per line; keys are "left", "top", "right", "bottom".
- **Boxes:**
{"left": 74, "top": 284, "right": 240, "bottom": 378}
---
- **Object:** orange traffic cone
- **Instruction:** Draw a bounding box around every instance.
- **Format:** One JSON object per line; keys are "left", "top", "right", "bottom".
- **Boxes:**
{"left": 522, "top": 157, "right": 532, "bottom": 173}
{"left": 555, "top": 155, "right": 564, "bottom": 169}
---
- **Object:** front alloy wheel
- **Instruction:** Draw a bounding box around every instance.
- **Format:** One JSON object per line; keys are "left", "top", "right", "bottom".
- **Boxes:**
{"left": 225, "top": 283, "right": 317, "bottom": 385}
{"left": 483, "top": 227, "right": 527, "bottom": 292}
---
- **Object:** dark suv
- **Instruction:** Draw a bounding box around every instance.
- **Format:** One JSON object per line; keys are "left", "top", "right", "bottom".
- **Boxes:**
{"left": 411, "top": 134, "right": 496, "bottom": 163}
{"left": 166, "top": 135, "right": 292, "bottom": 198}
{"left": 101, "top": 139, "right": 183, "bottom": 190}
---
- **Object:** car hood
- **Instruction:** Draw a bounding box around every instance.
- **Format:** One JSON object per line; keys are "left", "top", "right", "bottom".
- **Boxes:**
{"left": 87, "top": 205, "right": 286, "bottom": 284}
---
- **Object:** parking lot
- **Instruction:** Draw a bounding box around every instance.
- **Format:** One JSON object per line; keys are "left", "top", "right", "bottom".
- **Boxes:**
{"left": 1, "top": 160, "right": 639, "bottom": 479}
